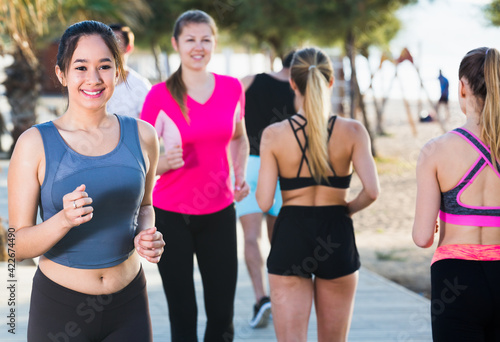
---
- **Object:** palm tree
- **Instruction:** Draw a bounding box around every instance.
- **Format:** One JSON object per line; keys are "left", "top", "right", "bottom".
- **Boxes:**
{"left": 0, "top": 0, "right": 150, "bottom": 155}
{"left": 0, "top": 0, "right": 53, "bottom": 154}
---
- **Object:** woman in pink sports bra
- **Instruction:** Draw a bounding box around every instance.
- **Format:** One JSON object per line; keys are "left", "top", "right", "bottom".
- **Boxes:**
{"left": 413, "top": 47, "right": 500, "bottom": 341}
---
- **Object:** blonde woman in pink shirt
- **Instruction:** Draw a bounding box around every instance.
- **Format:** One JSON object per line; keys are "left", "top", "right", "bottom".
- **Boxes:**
{"left": 140, "top": 10, "right": 249, "bottom": 342}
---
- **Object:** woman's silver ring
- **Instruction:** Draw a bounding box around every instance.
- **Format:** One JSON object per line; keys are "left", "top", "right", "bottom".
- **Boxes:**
{"left": 73, "top": 201, "right": 77, "bottom": 209}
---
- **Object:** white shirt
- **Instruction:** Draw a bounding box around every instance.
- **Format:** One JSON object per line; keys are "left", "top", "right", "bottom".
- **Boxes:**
{"left": 107, "top": 68, "right": 152, "bottom": 118}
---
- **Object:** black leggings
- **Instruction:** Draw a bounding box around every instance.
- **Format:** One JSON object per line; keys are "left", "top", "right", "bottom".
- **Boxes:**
{"left": 28, "top": 266, "right": 152, "bottom": 342}
{"left": 431, "top": 259, "right": 500, "bottom": 341}
{"left": 155, "top": 204, "right": 238, "bottom": 342}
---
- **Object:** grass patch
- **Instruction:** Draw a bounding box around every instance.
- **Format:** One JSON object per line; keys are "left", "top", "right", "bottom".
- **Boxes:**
{"left": 375, "top": 249, "right": 408, "bottom": 262}
{"left": 374, "top": 155, "right": 416, "bottom": 175}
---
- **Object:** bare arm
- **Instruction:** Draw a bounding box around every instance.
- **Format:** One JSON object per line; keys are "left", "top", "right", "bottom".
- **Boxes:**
{"left": 256, "top": 125, "right": 279, "bottom": 212}
{"left": 156, "top": 146, "right": 184, "bottom": 175}
{"left": 8, "top": 129, "right": 93, "bottom": 261}
{"left": 134, "top": 120, "right": 164, "bottom": 263}
{"left": 412, "top": 141, "right": 441, "bottom": 248}
{"left": 230, "top": 117, "right": 250, "bottom": 202}
{"left": 346, "top": 122, "right": 380, "bottom": 216}
{"left": 154, "top": 110, "right": 184, "bottom": 176}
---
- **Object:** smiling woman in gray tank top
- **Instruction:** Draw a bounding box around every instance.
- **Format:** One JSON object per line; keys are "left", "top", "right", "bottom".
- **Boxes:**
{"left": 8, "top": 20, "right": 164, "bottom": 342}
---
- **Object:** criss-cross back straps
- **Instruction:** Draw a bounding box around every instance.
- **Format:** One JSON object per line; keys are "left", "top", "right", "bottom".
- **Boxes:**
{"left": 288, "top": 114, "right": 313, "bottom": 177}
{"left": 453, "top": 128, "right": 500, "bottom": 179}
{"left": 288, "top": 115, "right": 338, "bottom": 178}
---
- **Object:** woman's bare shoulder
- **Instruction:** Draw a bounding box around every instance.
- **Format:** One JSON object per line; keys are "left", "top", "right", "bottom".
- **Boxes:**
{"left": 136, "top": 119, "right": 158, "bottom": 142}
{"left": 265, "top": 119, "right": 290, "bottom": 136}
{"left": 332, "top": 117, "right": 369, "bottom": 146}
{"left": 420, "top": 131, "right": 465, "bottom": 156}
{"left": 9, "top": 127, "right": 44, "bottom": 168}
{"left": 260, "top": 119, "right": 291, "bottom": 152}
{"left": 16, "top": 127, "right": 44, "bottom": 151}
{"left": 333, "top": 116, "right": 365, "bottom": 133}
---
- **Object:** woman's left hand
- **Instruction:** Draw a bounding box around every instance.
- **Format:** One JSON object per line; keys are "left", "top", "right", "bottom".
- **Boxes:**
{"left": 134, "top": 227, "right": 165, "bottom": 263}
{"left": 234, "top": 176, "right": 250, "bottom": 202}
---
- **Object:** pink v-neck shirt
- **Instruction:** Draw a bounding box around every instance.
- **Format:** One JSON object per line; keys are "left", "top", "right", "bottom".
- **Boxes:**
{"left": 141, "top": 73, "right": 245, "bottom": 215}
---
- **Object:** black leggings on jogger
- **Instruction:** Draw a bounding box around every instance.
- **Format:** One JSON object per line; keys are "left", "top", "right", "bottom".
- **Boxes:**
{"left": 27, "top": 266, "right": 152, "bottom": 342}
{"left": 431, "top": 259, "right": 500, "bottom": 341}
{"left": 155, "top": 204, "right": 238, "bottom": 342}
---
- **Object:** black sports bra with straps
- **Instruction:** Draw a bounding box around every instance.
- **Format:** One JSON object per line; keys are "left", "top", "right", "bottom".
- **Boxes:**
{"left": 279, "top": 114, "right": 352, "bottom": 191}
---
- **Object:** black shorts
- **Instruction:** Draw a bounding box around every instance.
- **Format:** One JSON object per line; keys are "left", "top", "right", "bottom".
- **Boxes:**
{"left": 267, "top": 205, "right": 360, "bottom": 279}
{"left": 27, "top": 266, "right": 152, "bottom": 342}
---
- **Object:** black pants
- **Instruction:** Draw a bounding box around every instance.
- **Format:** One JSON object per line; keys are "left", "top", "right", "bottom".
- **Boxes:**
{"left": 28, "top": 266, "right": 152, "bottom": 342}
{"left": 431, "top": 259, "right": 500, "bottom": 341}
{"left": 155, "top": 204, "right": 238, "bottom": 342}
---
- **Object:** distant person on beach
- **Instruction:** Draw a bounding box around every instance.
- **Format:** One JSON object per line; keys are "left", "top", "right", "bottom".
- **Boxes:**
{"left": 236, "top": 50, "right": 296, "bottom": 328}
{"left": 437, "top": 69, "right": 451, "bottom": 121}
{"left": 256, "top": 47, "right": 380, "bottom": 341}
{"left": 140, "top": 10, "right": 249, "bottom": 341}
{"left": 413, "top": 47, "right": 500, "bottom": 341}
{"left": 8, "top": 20, "right": 164, "bottom": 341}
{"left": 106, "top": 23, "right": 151, "bottom": 118}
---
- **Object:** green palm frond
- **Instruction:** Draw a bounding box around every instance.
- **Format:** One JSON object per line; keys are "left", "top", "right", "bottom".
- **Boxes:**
{"left": 0, "top": 0, "right": 151, "bottom": 65}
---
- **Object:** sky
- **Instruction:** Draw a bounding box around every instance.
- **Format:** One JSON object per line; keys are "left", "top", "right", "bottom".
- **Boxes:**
{"left": 361, "top": 0, "right": 500, "bottom": 100}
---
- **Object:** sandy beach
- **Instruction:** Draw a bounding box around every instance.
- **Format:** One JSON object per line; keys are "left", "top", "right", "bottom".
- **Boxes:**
{"left": 351, "top": 99, "right": 464, "bottom": 298}
{"left": 0, "top": 96, "right": 462, "bottom": 301}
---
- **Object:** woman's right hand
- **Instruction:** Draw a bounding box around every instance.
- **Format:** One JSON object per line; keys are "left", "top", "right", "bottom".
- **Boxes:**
{"left": 62, "top": 184, "right": 93, "bottom": 229}
{"left": 157, "top": 145, "right": 184, "bottom": 174}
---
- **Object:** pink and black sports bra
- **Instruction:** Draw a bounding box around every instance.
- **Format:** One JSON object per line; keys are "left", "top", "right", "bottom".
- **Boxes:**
{"left": 279, "top": 114, "right": 352, "bottom": 191}
{"left": 439, "top": 128, "right": 500, "bottom": 227}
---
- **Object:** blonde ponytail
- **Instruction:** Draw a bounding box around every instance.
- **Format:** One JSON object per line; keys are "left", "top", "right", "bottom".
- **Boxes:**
{"left": 290, "top": 48, "right": 334, "bottom": 183}
{"left": 304, "top": 65, "right": 331, "bottom": 183}
{"left": 481, "top": 48, "right": 500, "bottom": 171}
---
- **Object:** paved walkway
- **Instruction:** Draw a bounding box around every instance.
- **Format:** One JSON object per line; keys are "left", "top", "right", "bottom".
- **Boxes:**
{"left": 0, "top": 160, "right": 432, "bottom": 341}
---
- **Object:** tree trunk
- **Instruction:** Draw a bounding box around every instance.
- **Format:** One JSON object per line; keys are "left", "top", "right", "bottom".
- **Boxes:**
{"left": 345, "top": 30, "right": 357, "bottom": 119}
{"left": 345, "top": 30, "right": 376, "bottom": 156}
{"left": 0, "top": 220, "right": 7, "bottom": 261}
{"left": 373, "top": 97, "right": 386, "bottom": 135}
{"left": 268, "top": 37, "right": 283, "bottom": 71}
{"left": 151, "top": 43, "right": 163, "bottom": 82}
{"left": 0, "top": 111, "right": 6, "bottom": 153}
{"left": 334, "top": 56, "right": 346, "bottom": 117}
{"left": 355, "top": 78, "right": 377, "bottom": 157}
{"left": 3, "top": 47, "right": 40, "bottom": 156}
{"left": 265, "top": 48, "right": 275, "bottom": 72}
{"left": 164, "top": 48, "right": 171, "bottom": 78}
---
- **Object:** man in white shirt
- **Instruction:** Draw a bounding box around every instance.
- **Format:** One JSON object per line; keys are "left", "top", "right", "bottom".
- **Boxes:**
{"left": 107, "top": 24, "right": 152, "bottom": 118}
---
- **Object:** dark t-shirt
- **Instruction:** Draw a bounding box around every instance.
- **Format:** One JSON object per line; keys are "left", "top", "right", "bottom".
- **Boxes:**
{"left": 245, "top": 73, "right": 295, "bottom": 155}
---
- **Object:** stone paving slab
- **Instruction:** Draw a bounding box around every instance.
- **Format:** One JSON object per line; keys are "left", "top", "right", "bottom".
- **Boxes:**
{"left": 0, "top": 262, "right": 431, "bottom": 342}
{"left": 0, "top": 159, "right": 431, "bottom": 341}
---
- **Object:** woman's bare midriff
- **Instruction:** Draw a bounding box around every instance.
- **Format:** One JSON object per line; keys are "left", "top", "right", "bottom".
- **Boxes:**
{"left": 281, "top": 186, "right": 349, "bottom": 207}
{"left": 438, "top": 223, "right": 500, "bottom": 246}
{"left": 38, "top": 251, "right": 141, "bottom": 295}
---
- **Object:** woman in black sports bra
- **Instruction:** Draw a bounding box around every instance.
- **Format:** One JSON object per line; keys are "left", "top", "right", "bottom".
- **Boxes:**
{"left": 256, "top": 47, "right": 380, "bottom": 341}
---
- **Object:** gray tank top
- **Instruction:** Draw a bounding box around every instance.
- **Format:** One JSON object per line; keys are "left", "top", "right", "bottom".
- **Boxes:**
{"left": 36, "top": 115, "right": 146, "bottom": 269}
